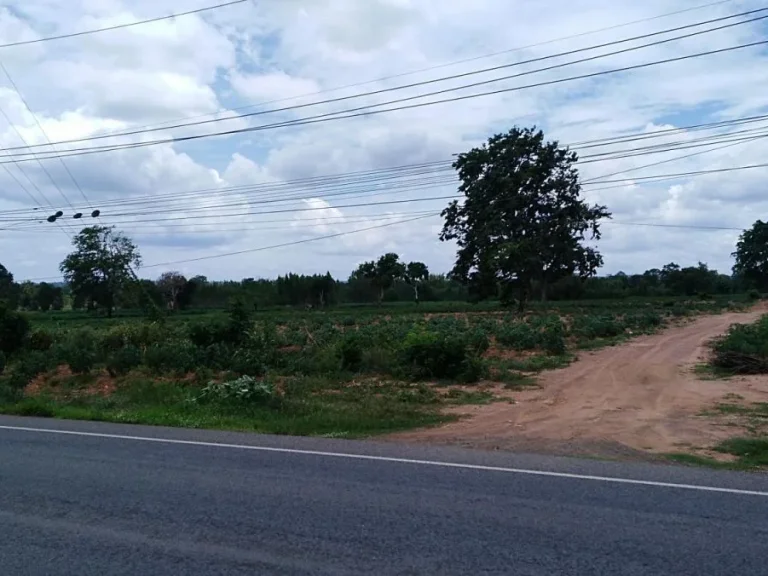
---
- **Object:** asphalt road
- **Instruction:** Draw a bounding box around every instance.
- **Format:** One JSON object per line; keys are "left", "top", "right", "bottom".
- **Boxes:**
{"left": 1, "top": 417, "right": 768, "bottom": 575}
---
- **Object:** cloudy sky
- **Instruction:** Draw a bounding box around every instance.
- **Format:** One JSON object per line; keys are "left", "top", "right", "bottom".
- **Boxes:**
{"left": 0, "top": 0, "right": 766, "bottom": 282}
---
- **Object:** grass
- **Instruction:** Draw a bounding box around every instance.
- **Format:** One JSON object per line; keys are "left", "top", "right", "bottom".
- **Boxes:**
{"left": 0, "top": 295, "right": 750, "bottom": 438}
{"left": 0, "top": 374, "right": 455, "bottom": 438}
{"left": 714, "top": 437, "right": 768, "bottom": 468}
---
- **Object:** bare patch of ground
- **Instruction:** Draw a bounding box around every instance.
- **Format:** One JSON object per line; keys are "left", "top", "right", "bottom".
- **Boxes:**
{"left": 389, "top": 307, "right": 768, "bottom": 459}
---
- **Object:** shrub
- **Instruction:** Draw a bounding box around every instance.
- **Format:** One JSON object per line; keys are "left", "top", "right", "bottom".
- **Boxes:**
{"left": 0, "top": 305, "right": 30, "bottom": 356}
{"left": 229, "top": 348, "right": 267, "bottom": 377}
{"left": 337, "top": 333, "right": 364, "bottom": 372}
{"left": 540, "top": 318, "right": 567, "bottom": 355}
{"left": 711, "top": 315, "right": 768, "bottom": 374}
{"left": 398, "top": 327, "right": 484, "bottom": 382}
{"left": 10, "top": 350, "right": 53, "bottom": 387}
{"left": 0, "top": 350, "right": 5, "bottom": 375}
{"left": 28, "top": 328, "right": 55, "bottom": 352}
{"left": 106, "top": 345, "right": 143, "bottom": 377}
{"left": 53, "top": 329, "right": 99, "bottom": 374}
{"left": 144, "top": 340, "right": 197, "bottom": 375}
{"left": 747, "top": 289, "right": 761, "bottom": 301}
{"left": 188, "top": 320, "right": 239, "bottom": 348}
{"left": 194, "top": 375, "right": 277, "bottom": 405}
{"left": 496, "top": 323, "right": 538, "bottom": 350}
{"left": 201, "top": 342, "right": 235, "bottom": 370}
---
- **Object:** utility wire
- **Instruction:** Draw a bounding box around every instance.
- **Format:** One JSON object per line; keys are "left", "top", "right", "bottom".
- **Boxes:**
{"left": 139, "top": 213, "right": 441, "bottom": 269}
{"left": 0, "top": 0, "right": 248, "bottom": 49}
{"left": 72, "top": 0, "right": 738, "bottom": 141}
{"left": 4, "top": 8, "right": 766, "bottom": 155}
{"left": 6, "top": 111, "right": 767, "bottom": 217}
{"left": 1, "top": 37, "right": 766, "bottom": 164}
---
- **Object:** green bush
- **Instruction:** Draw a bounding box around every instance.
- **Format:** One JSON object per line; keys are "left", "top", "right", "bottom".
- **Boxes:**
{"left": 337, "top": 333, "right": 364, "bottom": 372}
{"left": 28, "top": 328, "right": 55, "bottom": 352}
{"left": 747, "top": 289, "right": 761, "bottom": 301}
{"left": 0, "top": 305, "right": 30, "bottom": 356}
{"left": 201, "top": 342, "right": 234, "bottom": 370}
{"left": 540, "top": 318, "right": 567, "bottom": 355}
{"left": 0, "top": 350, "right": 4, "bottom": 375}
{"left": 188, "top": 321, "right": 239, "bottom": 348}
{"left": 496, "top": 322, "right": 538, "bottom": 350}
{"left": 144, "top": 340, "right": 198, "bottom": 375}
{"left": 11, "top": 350, "right": 54, "bottom": 387}
{"left": 54, "top": 329, "right": 99, "bottom": 374}
{"left": 229, "top": 348, "right": 267, "bottom": 376}
{"left": 398, "top": 328, "right": 484, "bottom": 382}
{"left": 711, "top": 315, "right": 768, "bottom": 374}
{"left": 194, "top": 375, "right": 278, "bottom": 406}
{"left": 106, "top": 345, "right": 143, "bottom": 377}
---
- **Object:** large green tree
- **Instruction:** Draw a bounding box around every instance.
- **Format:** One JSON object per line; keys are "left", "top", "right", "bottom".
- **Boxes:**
{"left": 440, "top": 127, "right": 610, "bottom": 311}
{"left": 60, "top": 226, "right": 141, "bottom": 317}
{"left": 353, "top": 253, "right": 406, "bottom": 303}
{"left": 733, "top": 220, "right": 768, "bottom": 292}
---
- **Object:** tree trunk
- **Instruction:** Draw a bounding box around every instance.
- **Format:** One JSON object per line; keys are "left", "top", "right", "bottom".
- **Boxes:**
{"left": 413, "top": 283, "right": 420, "bottom": 305}
{"left": 378, "top": 286, "right": 384, "bottom": 305}
{"left": 541, "top": 278, "right": 548, "bottom": 302}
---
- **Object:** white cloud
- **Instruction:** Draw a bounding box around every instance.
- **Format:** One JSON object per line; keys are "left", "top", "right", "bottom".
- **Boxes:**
{"left": 0, "top": 0, "right": 767, "bottom": 282}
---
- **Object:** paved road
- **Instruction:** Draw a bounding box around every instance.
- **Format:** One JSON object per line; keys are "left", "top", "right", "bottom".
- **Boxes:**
{"left": 1, "top": 416, "right": 768, "bottom": 575}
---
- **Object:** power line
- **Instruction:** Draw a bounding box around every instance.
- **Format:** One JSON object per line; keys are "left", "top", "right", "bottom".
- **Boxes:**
{"left": 4, "top": 111, "right": 766, "bottom": 218}
{"left": 2, "top": 37, "right": 766, "bottom": 165}
{"left": 3, "top": 212, "right": 441, "bottom": 236}
{"left": 0, "top": 0, "right": 248, "bottom": 50}
{"left": 140, "top": 213, "right": 441, "bottom": 269}
{"left": 103, "top": 0, "right": 734, "bottom": 138}
{"left": 4, "top": 8, "right": 766, "bottom": 155}
{"left": 606, "top": 221, "right": 743, "bottom": 231}
{"left": 0, "top": 195, "right": 461, "bottom": 226}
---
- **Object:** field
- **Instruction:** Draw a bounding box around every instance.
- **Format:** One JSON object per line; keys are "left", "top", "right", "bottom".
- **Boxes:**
{"left": 0, "top": 295, "right": 752, "bottom": 441}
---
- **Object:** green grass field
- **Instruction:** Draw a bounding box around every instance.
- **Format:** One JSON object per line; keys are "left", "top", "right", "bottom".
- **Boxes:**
{"left": 0, "top": 295, "right": 751, "bottom": 438}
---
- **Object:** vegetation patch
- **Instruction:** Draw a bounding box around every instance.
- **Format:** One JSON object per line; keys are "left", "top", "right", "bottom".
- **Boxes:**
{"left": 709, "top": 314, "right": 768, "bottom": 374}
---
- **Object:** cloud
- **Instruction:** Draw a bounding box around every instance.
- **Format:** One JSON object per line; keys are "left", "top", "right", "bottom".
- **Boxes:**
{"left": 0, "top": 0, "right": 767, "bottom": 282}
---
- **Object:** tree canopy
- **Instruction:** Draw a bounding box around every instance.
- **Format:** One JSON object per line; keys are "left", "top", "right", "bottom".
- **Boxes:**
{"left": 59, "top": 226, "right": 141, "bottom": 317}
{"left": 0, "top": 263, "right": 15, "bottom": 305}
{"left": 353, "top": 253, "right": 406, "bottom": 303}
{"left": 733, "top": 220, "right": 768, "bottom": 292}
{"left": 440, "top": 126, "right": 611, "bottom": 311}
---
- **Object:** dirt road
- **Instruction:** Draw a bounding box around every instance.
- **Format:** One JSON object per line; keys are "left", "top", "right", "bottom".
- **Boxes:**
{"left": 391, "top": 308, "right": 768, "bottom": 458}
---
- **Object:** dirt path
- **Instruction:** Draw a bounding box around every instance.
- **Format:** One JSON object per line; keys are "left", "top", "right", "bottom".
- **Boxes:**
{"left": 390, "top": 308, "right": 768, "bottom": 458}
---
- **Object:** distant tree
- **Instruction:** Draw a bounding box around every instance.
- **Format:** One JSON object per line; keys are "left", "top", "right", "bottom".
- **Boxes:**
{"left": 18, "top": 281, "right": 37, "bottom": 310}
{"left": 733, "top": 220, "right": 768, "bottom": 292}
{"left": 440, "top": 126, "right": 610, "bottom": 312}
{"left": 157, "top": 271, "right": 188, "bottom": 311}
{"left": 35, "top": 282, "right": 61, "bottom": 312}
{"left": 311, "top": 272, "right": 336, "bottom": 307}
{"left": 59, "top": 226, "right": 141, "bottom": 317}
{"left": 353, "top": 253, "right": 406, "bottom": 304}
{"left": 0, "top": 262, "right": 16, "bottom": 306}
{"left": 404, "top": 261, "right": 429, "bottom": 304}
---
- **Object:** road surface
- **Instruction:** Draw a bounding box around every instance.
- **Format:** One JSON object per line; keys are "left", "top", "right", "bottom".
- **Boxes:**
{"left": 1, "top": 416, "right": 767, "bottom": 575}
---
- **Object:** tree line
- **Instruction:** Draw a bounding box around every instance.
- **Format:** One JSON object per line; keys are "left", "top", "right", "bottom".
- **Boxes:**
{"left": 2, "top": 125, "right": 768, "bottom": 315}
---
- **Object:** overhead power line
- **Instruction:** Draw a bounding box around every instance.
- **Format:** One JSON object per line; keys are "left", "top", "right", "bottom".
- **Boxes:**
{"left": 4, "top": 8, "right": 766, "bottom": 155}
{"left": 80, "top": 1, "right": 741, "bottom": 142}
{"left": 139, "top": 213, "right": 441, "bottom": 269}
{"left": 0, "top": 0, "right": 248, "bottom": 50}
{"left": 2, "top": 36, "right": 766, "bottom": 165}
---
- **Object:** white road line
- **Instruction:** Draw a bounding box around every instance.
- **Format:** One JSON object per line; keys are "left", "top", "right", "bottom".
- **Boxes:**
{"left": 2, "top": 424, "right": 767, "bottom": 496}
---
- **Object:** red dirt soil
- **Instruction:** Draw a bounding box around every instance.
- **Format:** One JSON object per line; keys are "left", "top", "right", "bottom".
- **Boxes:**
{"left": 389, "top": 307, "right": 768, "bottom": 458}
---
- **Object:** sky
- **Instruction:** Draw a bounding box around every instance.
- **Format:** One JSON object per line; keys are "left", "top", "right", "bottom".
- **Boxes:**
{"left": 0, "top": 0, "right": 767, "bottom": 282}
